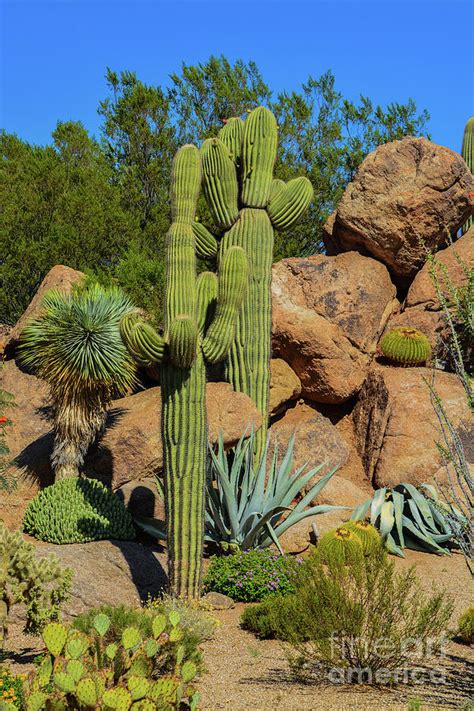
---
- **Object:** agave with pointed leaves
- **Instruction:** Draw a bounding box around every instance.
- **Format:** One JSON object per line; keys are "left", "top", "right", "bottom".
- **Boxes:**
{"left": 205, "top": 431, "right": 345, "bottom": 553}
{"left": 19, "top": 284, "right": 137, "bottom": 480}
{"left": 351, "top": 482, "right": 466, "bottom": 557}
{"left": 135, "top": 432, "right": 346, "bottom": 553}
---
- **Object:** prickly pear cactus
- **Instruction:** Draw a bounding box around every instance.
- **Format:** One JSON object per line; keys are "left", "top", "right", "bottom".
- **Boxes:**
{"left": 200, "top": 107, "right": 314, "bottom": 464}
{"left": 120, "top": 145, "right": 248, "bottom": 598}
{"left": 23, "top": 611, "right": 200, "bottom": 710}
{"left": 379, "top": 326, "right": 432, "bottom": 366}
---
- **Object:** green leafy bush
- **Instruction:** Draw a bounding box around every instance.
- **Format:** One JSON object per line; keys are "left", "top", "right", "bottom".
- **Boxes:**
{"left": 241, "top": 545, "right": 453, "bottom": 683}
{"left": 203, "top": 549, "right": 303, "bottom": 602}
{"left": 23, "top": 611, "right": 201, "bottom": 710}
{"left": 23, "top": 477, "right": 136, "bottom": 544}
{"left": 0, "top": 522, "right": 71, "bottom": 638}
{"left": 457, "top": 606, "right": 474, "bottom": 645}
{"left": 146, "top": 595, "right": 217, "bottom": 644}
{"left": 0, "top": 667, "right": 24, "bottom": 709}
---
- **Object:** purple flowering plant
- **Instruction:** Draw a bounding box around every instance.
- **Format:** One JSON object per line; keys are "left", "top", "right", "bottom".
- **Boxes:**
{"left": 203, "top": 549, "right": 304, "bottom": 602}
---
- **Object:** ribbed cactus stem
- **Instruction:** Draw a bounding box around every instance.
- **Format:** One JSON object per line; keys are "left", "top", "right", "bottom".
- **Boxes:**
{"left": 461, "top": 117, "right": 474, "bottom": 233}
{"left": 195, "top": 272, "right": 218, "bottom": 333}
{"left": 201, "top": 138, "right": 239, "bottom": 229}
{"left": 168, "top": 316, "right": 198, "bottom": 368}
{"left": 202, "top": 246, "right": 248, "bottom": 363}
{"left": 241, "top": 107, "right": 278, "bottom": 208}
{"left": 170, "top": 144, "right": 202, "bottom": 224}
{"left": 120, "top": 314, "right": 165, "bottom": 366}
{"left": 219, "top": 117, "right": 244, "bottom": 164}
{"left": 192, "top": 222, "right": 218, "bottom": 260}
{"left": 268, "top": 176, "right": 313, "bottom": 230}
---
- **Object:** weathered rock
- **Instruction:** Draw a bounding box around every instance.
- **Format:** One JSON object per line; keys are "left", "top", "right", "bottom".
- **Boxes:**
{"left": 353, "top": 365, "right": 474, "bottom": 489}
{"left": 406, "top": 228, "right": 474, "bottom": 309}
{"left": 35, "top": 541, "right": 167, "bottom": 617}
{"left": 272, "top": 252, "right": 396, "bottom": 403}
{"left": 269, "top": 358, "right": 301, "bottom": 415}
{"left": 201, "top": 592, "right": 235, "bottom": 610}
{"left": 325, "top": 138, "right": 473, "bottom": 284}
{"left": 115, "top": 478, "right": 166, "bottom": 520}
{"left": 5, "top": 265, "right": 85, "bottom": 355}
{"left": 86, "top": 383, "right": 261, "bottom": 489}
{"left": 268, "top": 402, "right": 351, "bottom": 501}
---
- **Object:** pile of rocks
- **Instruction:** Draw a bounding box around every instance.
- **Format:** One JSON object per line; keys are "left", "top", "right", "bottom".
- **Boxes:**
{"left": 2, "top": 137, "right": 473, "bottom": 551}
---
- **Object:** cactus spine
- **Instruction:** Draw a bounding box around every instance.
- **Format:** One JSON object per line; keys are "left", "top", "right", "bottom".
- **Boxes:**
{"left": 462, "top": 117, "right": 474, "bottom": 233}
{"left": 121, "top": 146, "right": 247, "bottom": 598}
{"left": 200, "top": 107, "right": 313, "bottom": 463}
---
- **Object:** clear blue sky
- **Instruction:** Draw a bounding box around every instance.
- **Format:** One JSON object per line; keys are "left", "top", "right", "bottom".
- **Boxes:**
{"left": 1, "top": 0, "right": 473, "bottom": 152}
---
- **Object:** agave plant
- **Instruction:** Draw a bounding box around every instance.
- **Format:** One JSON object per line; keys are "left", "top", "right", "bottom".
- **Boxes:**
{"left": 351, "top": 482, "right": 466, "bottom": 557}
{"left": 135, "top": 432, "right": 345, "bottom": 553}
{"left": 19, "top": 284, "right": 137, "bottom": 480}
{"left": 205, "top": 431, "right": 344, "bottom": 553}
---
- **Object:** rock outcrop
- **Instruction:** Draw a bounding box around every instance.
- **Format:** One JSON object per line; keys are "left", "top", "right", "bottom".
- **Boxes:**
{"left": 353, "top": 365, "right": 473, "bottom": 489}
{"left": 324, "top": 138, "right": 473, "bottom": 284}
{"left": 269, "top": 358, "right": 301, "bottom": 415}
{"left": 272, "top": 252, "right": 396, "bottom": 403}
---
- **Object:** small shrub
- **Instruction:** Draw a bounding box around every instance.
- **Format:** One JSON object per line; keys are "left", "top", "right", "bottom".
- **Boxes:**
{"left": 242, "top": 545, "right": 453, "bottom": 684}
{"left": 0, "top": 522, "right": 71, "bottom": 638}
{"left": 0, "top": 667, "right": 24, "bottom": 709}
{"left": 23, "top": 611, "right": 201, "bottom": 710}
{"left": 0, "top": 385, "right": 16, "bottom": 492}
{"left": 203, "top": 549, "right": 303, "bottom": 602}
{"left": 457, "top": 606, "right": 474, "bottom": 645}
{"left": 23, "top": 477, "right": 136, "bottom": 543}
{"left": 147, "top": 594, "right": 217, "bottom": 643}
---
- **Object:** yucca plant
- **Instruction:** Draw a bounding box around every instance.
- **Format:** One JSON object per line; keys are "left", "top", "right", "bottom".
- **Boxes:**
{"left": 205, "top": 432, "right": 344, "bottom": 553}
{"left": 351, "top": 482, "right": 466, "bottom": 557}
{"left": 19, "top": 284, "right": 137, "bottom": 480}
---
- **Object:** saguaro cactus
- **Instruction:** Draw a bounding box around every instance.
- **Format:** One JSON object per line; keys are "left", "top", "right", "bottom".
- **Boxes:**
{"left": 121, "top": 145, "right": 247, "bottom": 598}
{"left": 462, "top": 117, "right": 474, "bottom": 233}
{"left": 199, "top": 108, "right": 313, "bottom": 463}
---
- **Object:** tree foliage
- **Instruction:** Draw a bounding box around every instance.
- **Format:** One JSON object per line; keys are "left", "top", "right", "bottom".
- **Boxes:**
{"left": 0, "top": 55, "right": 430, "bottom": 325}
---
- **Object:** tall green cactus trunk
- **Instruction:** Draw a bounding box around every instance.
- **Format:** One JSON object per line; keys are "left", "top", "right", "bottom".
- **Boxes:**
{"left": 121, "top": 145, "right": 247, "bottom": 598}
{"left": 462, "top": 117, "right": 474, "bottom": 233}
{"left": 200, "top": 108, "right": 314, "bottom": 465}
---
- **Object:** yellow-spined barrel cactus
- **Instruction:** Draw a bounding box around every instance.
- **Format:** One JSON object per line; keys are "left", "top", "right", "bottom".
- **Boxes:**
{"left": 22, "top": 477, "right": 136, "bottom": 544}
{"left": 200, "top": 108, "right": 314, "bottom": 464}
{"left": 344, "top": 520, "right": 382, "bottom": 556}
{"left": 316, "top": 526, "right": 364, "bottom": 566}
{"left": 379, "top": 327, "right": 432, "bottom": 366}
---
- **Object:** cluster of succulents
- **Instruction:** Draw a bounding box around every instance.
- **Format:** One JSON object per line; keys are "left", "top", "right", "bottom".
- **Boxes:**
{"left": 379, "top": 327, "right": 432, "bottom": 366}
{"left": 22, "top": 477, "right": 136, "bottom": 544}
{"left": 316, "top": 521, "right": 382, "bottom": 566}
{"left": 351, "top": 483, "right": 464, "bottom": 557}
{"left": 18, "top": 611, "right": 200, "bottom": 711}
{"left": 0, "top": 521, "right": 71, "bottom": 638}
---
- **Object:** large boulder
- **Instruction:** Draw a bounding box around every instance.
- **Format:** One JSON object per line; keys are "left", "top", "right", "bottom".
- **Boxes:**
{"left": 268, "top": 402, "right": 352, "bottom": 501}
{"left": 5, "top": 265, "right": 85, "bottom": 355}
{"left": 353, "top": 365, "right": 474, "bottom": 489}
{"left": 269, "top": 358, "right": 301, "bottom": 415}
{"left": 85, "top": 382, "right": 262, "bottom": 489}
{"left": 272, "top": 252, "right": 396, "bottom": 403}
{"left": 324, "top": 138, "right": 473, "bottom": 285}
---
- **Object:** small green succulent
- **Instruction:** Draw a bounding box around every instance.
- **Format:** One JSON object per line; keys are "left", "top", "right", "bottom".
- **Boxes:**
{"left": 379, "top": 327, "right": 432, "bottom": 366}
{"left": 23, "top": 477, "right": 136, "bottom": 544}
{"left": 316, "top": 526, "right": 365, "bottom": 566}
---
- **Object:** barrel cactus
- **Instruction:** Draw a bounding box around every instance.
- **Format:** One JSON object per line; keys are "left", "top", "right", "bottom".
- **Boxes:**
{"left": 316, "top": 526, "right": 364, "bottom": 566}
{"left": 462, "top": 116, "right": 474, "bottom": 233}
{"left": 22, "top": 477, "right": 136, "bottom": 544}
{"left": 379, "top": 326, "right": 432, "bottom": 366}
{"left": 199, "top": 108, "right": 313, "bottom": 464}
{"left": 120, "top": 145, "right": 247, "bottom": 598}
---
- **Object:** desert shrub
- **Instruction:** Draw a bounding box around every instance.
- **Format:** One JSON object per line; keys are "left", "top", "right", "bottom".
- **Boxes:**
{"left": 0, "top": 522, "right": 71, "bottom": 638}
{"left": 242, "top": 545, "right": 453, "bottom": 684}
{"left": 203, "top": 549, "right": 303, "bottom": 602}
{"left": 147, "top": 594, "right": 217, "bottom": 643}
{"left": 23, "top": 477, "right": 136, "bottom": 544}
{"left": 23, "top": 611, "right": 201, "bottom": 709}
{"left": 0, "top": 667, "right": 24, "bottom": 709}
{"left": 0, "top": 385, "right": 16, "bottom": 492}
{"left": 457, "top": 606, "right": 474, "bottom": 645}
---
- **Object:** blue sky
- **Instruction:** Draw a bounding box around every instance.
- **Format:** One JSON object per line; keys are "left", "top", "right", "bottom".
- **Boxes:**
{"left": 1, "top": 0, "right": 473, "bottom": 152}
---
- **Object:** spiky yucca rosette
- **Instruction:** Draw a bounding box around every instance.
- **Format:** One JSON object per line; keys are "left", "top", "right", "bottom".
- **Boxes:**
{"left": 379, "top": 327, "right": 432, "bottom": 366}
